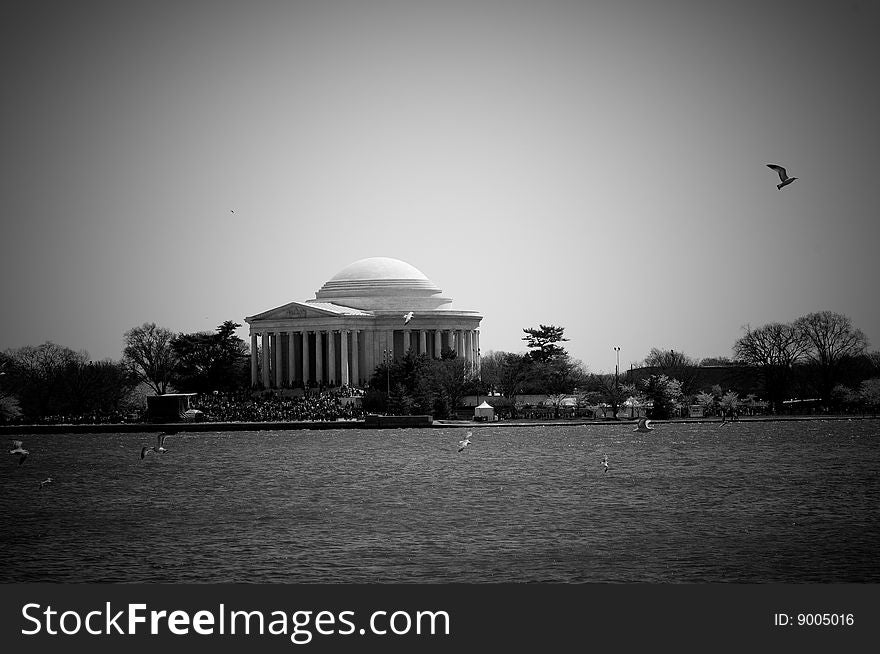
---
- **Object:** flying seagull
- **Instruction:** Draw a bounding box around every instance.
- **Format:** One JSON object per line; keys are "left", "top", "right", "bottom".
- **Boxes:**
{"left": 767, "top": 164, "right": 798, "bottom": 190}
{"left": 39, "top": 477, "right": 53, "bottom": 489}
{"left": 403, "top": 311, "right": 414, "bottom": 325}
{"left": 140, "top": 431, "right": 174, "bottom": 459}
{"left": 458, "top": 431, "right": 472, "bottom": 452}
{"left": 634, "top": 417, "right": 655, "bottom": 433}
{"left": 601, "top": 454, "right": 609, "bottom": 473}
{"left": 9, "top": 440, "right": 28, "bottom": 465}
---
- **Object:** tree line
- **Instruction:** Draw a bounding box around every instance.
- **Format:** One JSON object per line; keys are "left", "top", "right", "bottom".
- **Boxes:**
{"left": 479, "top": 310, "right": 880, "bottom": 418}
{"left": 2, "top": 310, "right": 878, "bottom": 424}
{"left": 0, "top": 321, "right": 250, "bottom": 423}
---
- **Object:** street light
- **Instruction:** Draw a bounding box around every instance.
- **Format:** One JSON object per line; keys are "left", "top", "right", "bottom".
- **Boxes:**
{"left": 613, "top": 346, "right": 621, "bottom": 391}
{"left": 613, "top": 346, "right": 621, "bottom": 419}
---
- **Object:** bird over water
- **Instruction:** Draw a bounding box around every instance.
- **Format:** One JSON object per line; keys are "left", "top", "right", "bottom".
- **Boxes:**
{"left": 141, "top": 431, "right": 175, "bottom": 459}
{"left": 458, "top": 432, "right": 472, "bottom": 452}
{"left": 634, "top": 418, "right": 655, "bottom": 433}
{"left": 9, "top": 440, "right": 28, "bottom": 465}
{"left": 767, "top": 164, "right": 797, "bottom": 190}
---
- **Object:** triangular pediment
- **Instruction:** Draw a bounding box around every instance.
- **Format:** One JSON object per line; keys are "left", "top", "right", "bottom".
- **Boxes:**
{"left": 246, "top": 300, "right": 348, "bottom": 322}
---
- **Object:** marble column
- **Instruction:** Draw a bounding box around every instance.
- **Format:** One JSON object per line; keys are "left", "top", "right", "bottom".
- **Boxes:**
{"left": 351, "top": 330, "right": 359, "bottom": 386}
{"left": 403, "top": 329, "right": 411, "bottom": 354}
{"left": 475, "top": 329, "right": 481, "bottom": 377}
{"left": 457, "top": 330, "right": 465, "bottom": 360}
{"left": 287, "top": 331, "right": 295, "bottom": 386}
{"left": 433, "top": 330, "right": 441, "bottom": 358}
{"left": 250, "top": 333, "right": 258, "bottom": 386}
{"left": 386, "top": 330, "right": 394, "bottom": 360}
{"left": 261, "top": 332, "right": 270, "bottom": 388}
{"left": 315, "top": 330, "right": 324, "bottom": 384}
{"left": 274, "top": 332, "right": 283, "bottom": 387}
{"left": 328, "top": 330, "right": 336, "bottom": 385}
{"left": 341, "top": 329, "right": 350, "bottom": 386}
{"left": 419, "top": 330, "right": 427, "bottom": 355}
{"left": 301, "top": 330, "right": 310, "bottom": 385}
{"left": 447, "top": 329, "right": 455, "bottom": 352}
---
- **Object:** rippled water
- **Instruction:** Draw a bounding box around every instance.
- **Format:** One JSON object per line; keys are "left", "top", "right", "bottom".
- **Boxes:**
{"left": 2, "top": 420, "right": 878, "bottom": 583}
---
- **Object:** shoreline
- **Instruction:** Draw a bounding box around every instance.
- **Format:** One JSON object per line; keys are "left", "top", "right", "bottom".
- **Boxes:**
{"left": 0, "top": 414, "right": 876, "bottom": 435}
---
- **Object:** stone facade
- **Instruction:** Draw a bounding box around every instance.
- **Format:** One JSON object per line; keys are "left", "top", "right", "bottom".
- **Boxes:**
{"left": 245, "top": 257, "right": 482, "bottom": 388}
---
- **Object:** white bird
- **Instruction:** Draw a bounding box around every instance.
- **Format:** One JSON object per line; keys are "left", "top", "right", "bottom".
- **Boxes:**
{"left": 458, "top": 431, "right": 472, "bottom": 452}
{"left": 634, "top": 417, "right": 655, "bottom": 433}
{"left": 601, "top": 454, "right": 609, "bottom": 473}
{"left": 767, "top": 164, "right": 798, "bottom": 190}
{"left": 141, "top": 431, "right": 174, "bottom": 459}
{"left": 403, "top": 311, "right": 414, "bottom": 324}
{"left": 9, "top": 440, "right": 28, "bottom": 465}
{"left": 39, "top": 477, "right": 53, "bottom": 489}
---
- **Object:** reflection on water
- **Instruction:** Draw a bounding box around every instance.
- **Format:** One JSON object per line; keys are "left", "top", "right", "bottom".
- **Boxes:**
{"left": 1, "top": 421, "right": 878, "bottom": 583}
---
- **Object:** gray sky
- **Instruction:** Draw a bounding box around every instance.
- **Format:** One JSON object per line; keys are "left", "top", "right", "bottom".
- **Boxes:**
{"left": 2, "top": 0, "right": 878, "bottom": 373}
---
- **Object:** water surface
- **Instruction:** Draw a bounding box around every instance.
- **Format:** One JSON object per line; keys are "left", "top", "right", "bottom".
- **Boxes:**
{"left": 2, "top": 420, "right": 877, "bottom": 583}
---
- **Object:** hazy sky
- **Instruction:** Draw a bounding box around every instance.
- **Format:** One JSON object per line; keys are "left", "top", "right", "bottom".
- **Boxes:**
{"left": 2, "top": 0, "right": 878, "bottom": 373}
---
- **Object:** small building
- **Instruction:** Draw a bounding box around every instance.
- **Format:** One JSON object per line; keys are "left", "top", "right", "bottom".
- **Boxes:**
{"left": 474, "top": 401, "right": 495, "bottom": 422}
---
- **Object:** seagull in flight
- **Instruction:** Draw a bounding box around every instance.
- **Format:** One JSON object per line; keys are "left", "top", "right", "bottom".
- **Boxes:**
{"left": 634, "top": 417, "right": 655, "bottom": 433}
{"left": 39, "top": 477, "right": 53, "bottom": 489}
{"left": 601, "top": 454, "right": 609, "bottom": 473}
{"left": 403, "top": 311, "right": 414, "bottom": 324}
{"left": 141, "top": 431, "right": 175, "bottom": 459}
{"left": 766, "top": 164, "right": 798, "bottom": 190}
{"left": 9, "top": 440, "right": 28, "bottom": 465}
{"left": 458, "top": 431, "right": 472, "bottom": 452}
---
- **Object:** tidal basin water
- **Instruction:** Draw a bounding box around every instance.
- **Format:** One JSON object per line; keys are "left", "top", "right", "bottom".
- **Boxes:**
{"left": 2, "top": 420, "right": 878, "bottom": 583}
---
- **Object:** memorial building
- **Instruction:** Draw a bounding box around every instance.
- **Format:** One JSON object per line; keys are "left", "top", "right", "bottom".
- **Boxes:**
{"left": 245, "top": 257, "right": 483, "bottom": 388}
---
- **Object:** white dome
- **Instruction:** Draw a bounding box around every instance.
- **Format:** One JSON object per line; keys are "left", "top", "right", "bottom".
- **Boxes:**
{"left": 312, "top": 257, "right": 451, "bottom": 311}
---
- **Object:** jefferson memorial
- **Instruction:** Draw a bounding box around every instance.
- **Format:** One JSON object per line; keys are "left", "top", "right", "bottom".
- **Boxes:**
{"left": 245, "top": 257, "right": 483, "bottom": 388}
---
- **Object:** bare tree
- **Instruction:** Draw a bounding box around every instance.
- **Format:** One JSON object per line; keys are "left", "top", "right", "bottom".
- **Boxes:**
{"left": 2, "top": 342, "right": 87, "bottom": 418}
{"left": 643, "top": 347, "right": 700, "bottom": 395}
{"left": 733, "top": 323, "right": 809, "bottom": 413}
{"left": 794, "top": 311, "right": 869, "bottom": 407}
{"left": 122, "top": 323, "right": 177, "bottom": 395}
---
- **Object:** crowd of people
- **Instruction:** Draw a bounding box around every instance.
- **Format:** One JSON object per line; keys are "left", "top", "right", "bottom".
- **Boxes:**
{"left": 9, "top": 388, "right": 366, "bottom": 425}
{"left": 191, "top": 389, "right": 364, "bottom": 423}
{"left": 29, "top": 410, "right": 139, "bottom": 426}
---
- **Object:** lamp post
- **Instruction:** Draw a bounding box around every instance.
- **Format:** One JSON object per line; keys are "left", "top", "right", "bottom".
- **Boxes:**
{"left": 613, "top": 346, "right": 621, "bottom": 419}
{"left": 613, "top": 346, "right": 620, "bottom": 391}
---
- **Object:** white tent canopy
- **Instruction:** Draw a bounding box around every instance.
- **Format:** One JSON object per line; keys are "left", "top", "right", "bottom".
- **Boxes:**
{"left": 474, "top": 401, "right": 494, "bottom": 420}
